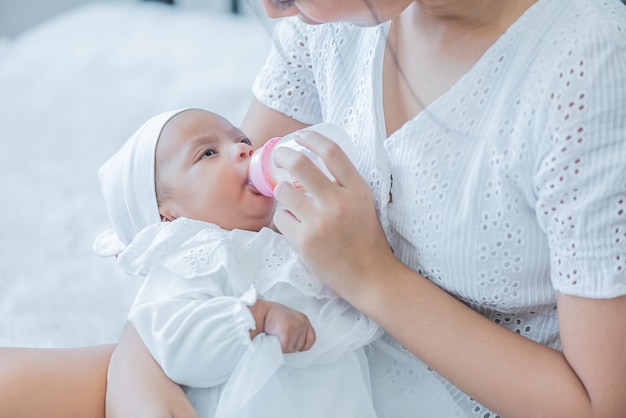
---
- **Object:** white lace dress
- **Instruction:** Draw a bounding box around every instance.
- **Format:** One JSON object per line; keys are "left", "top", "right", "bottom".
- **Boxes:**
{"left": 252, "top": 0, "right": 626, "bottom": 416}
{"left": 118, "top": 218, "right": 388, "bottom": 418}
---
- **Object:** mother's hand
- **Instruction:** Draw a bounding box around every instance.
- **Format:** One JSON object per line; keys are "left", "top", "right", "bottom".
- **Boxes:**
{"left": 272, "top": 130, "right": 395, "bottom": 301}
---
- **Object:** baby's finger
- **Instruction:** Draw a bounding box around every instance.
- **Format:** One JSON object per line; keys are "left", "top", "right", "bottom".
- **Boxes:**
{"left": 301, "top": 325, "right": 316, "bottom": 352}
{"left": 279, "top": 335, "right": 296, "bottom": 353}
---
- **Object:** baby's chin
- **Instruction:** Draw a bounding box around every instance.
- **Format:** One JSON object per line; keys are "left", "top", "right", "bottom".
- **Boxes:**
{"left": 231, "top": 216, "right": 274, "bottom": 233}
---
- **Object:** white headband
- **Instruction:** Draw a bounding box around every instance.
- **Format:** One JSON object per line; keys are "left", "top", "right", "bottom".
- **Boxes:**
{"left": 94, "top": 108, "right": 190, "bottom": 256}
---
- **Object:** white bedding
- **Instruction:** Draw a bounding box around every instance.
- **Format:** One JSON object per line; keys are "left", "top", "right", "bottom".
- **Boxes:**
{"left": 0, "top": 2, "right": 271, "bottom": 348}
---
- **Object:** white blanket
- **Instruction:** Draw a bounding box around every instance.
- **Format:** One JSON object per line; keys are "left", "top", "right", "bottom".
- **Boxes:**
{"left": 0, "top": 2, "right": 270, "bottom": 348}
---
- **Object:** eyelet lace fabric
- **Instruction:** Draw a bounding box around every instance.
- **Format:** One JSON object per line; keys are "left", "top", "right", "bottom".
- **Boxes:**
{"left": 253, "top": 0, "right": 626, "bottom": 416}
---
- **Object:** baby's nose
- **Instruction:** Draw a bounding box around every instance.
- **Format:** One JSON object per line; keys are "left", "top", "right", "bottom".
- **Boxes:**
{"left": 233, "top": 143, "right": 254, "bottom": 161}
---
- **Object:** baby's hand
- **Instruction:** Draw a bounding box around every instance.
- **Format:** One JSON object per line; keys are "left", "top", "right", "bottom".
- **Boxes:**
{"left": 264, "top": 301, "right": 316, "bottom": 353}
{"left": 248, "top": 299, "right": 315, "bottom": 353}
{"left": 249, "top": 299, "right": 315, "bottom": 353}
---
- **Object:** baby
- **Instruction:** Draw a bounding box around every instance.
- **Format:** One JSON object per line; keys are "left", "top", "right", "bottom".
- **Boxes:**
{"left": 95, "top": 108, "right": 381, "bottom": 418}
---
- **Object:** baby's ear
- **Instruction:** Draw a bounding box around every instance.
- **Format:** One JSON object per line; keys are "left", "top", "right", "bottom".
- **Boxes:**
{"left": 158, "top": 198, "right": 180, "bottom": 222}
{"left": 160, "top": 213, "right": 176, "bottom": 222}
{"left": 159, "top": 206, "right": 177, "bottom": 222}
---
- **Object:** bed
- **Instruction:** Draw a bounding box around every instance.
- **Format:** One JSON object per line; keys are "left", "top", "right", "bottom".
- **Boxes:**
{"left": 0, "top": 1, "right": 271, "bottom": 348}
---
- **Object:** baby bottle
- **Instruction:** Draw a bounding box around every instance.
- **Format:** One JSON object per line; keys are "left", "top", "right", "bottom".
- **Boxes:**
{"left": 249, "top": 122, "right": 357, "bottom": 197}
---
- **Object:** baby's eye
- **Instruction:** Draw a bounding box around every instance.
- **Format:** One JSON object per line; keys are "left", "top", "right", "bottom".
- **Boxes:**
{"left": 201, "top": 149, "right": 217, "bottom": 159}
{"left": 271, "top": 0, "right": 295, "bottom": 10}
{"left": 240, "top": 137, "right": 252, "bottom": 146}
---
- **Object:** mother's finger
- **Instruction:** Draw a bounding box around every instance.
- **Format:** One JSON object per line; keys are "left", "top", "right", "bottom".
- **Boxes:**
{"left": 272, "top": 142, "right": 337, "bottom": 198}
{"left": 293, "top": 130, "right": 361, "bottom": 188}
{"left": 272, "top": 181, "right": 305, "bottom": 237}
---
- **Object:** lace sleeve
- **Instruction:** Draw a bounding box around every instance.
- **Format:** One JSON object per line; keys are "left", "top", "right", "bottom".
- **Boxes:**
{"left": 252, "top": 17, "right": 323, "bottom": 124}
{"left": 534, "top": 16, "right": 626, "bottom": 298}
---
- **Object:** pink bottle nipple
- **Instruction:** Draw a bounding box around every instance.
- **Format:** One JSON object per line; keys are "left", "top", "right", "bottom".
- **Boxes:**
{"left": 249, "top": 137, "right": 281, "bottom": 197}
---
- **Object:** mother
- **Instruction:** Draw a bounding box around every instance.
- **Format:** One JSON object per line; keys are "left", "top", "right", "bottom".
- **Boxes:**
{"left": 3, "top": 0, "right": 626, "bottom": 416}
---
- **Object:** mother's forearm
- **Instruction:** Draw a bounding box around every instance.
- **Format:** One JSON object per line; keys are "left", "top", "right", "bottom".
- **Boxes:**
{"left": 0, "top": 345, "right": 112, "bottom": 418}
{"left": 356, "top": 260, "right": 593, "bottom": 418}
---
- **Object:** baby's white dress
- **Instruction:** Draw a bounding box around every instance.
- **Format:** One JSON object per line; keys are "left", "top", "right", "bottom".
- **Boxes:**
{"left": 118, "top": 217, "right": 387, "bottom": 418}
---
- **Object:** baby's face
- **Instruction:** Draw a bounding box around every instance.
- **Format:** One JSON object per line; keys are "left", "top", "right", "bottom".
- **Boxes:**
{"left": 155, "top": 109, "right": 275, "bottom": 232}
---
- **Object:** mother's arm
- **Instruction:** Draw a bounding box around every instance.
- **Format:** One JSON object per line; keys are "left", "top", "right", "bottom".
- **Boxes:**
{"left": 106, "top": 322, "right": 199, "bottom": 418}
{"left": 0, "top": 344, "right": 112, "bottom": 418}
{"left": 0, "top": 328, "right": 197, "bottom": 418}
{"left": 241, "top": 98, "right": 309, "bottom": 148}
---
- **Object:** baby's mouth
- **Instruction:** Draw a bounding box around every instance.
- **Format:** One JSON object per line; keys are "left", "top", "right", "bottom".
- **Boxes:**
{"left": 246, "top": 163, "right": 261, "bottom": 195}
{"left": 247, "top": 180, "right": 262, "bottom": 195}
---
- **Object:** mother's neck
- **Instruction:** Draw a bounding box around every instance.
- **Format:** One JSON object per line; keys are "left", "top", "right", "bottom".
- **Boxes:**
{"left": 409, "top": 0, "right": 537, "bottom": 30}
